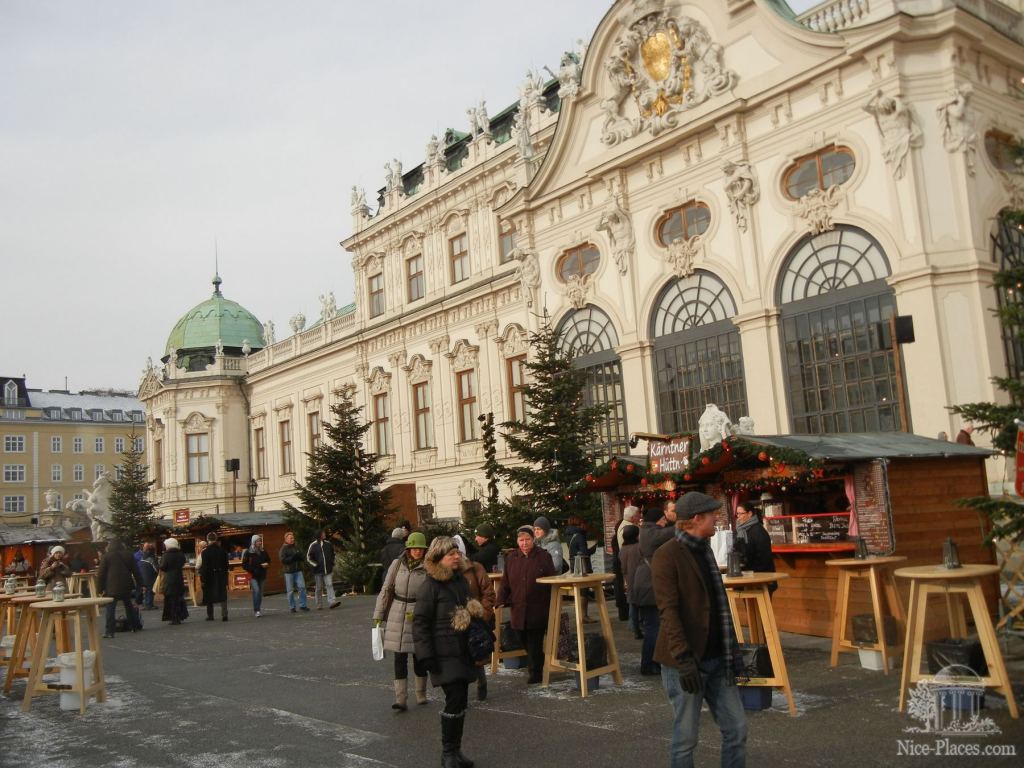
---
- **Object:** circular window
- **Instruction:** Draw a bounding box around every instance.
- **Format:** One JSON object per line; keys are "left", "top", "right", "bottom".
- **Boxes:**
{"left": 557, "top": 244, "right": 601, "bottom": 282}
{"left": 656, "top": 201, "right": 711, "bottom": 246}
{"left": 783, "top": 145, "right": 855, "bottom": 200}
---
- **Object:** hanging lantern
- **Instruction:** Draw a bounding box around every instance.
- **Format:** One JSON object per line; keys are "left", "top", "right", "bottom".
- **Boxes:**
{"left": 757, "top": 451, "right": 768, "bottom": 462}
{"left": 684, "top": 473, "right": 692, "bottom": 482}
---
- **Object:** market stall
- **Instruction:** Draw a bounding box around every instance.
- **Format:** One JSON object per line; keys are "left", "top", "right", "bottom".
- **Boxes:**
{"left": 592, "top": 433, "right": 996, "bottom": 638}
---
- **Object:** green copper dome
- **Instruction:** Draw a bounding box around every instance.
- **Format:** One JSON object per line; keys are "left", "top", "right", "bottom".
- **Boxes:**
{"left": 163, "top": 274, "right": 265, "bottom": 362}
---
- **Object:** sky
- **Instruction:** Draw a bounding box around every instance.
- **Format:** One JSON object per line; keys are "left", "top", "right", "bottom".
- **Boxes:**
{"left": 0, "top": 0, "right": 818, "bottom": 394}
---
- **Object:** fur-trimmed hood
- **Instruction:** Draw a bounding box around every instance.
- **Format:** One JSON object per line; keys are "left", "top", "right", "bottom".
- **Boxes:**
{"left": 424, "top": 552, "right": 462, "bottom": 582}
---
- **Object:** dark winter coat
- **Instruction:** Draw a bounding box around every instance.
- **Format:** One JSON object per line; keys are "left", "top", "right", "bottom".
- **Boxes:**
{"left": 565, "top": 525, "right": 596, "bottom": 573}
{"left": 136, "top": 550, "right": 158, "bottom": 588}
{"left": 735, "top": 518, "right": 776, "bottom": 593}
{"left": 242, "top": 548, "right": 270, "bottom": 582}
{"left": 630, "top": 521, "right": 674, "bottom": 607}
{"left": 38, "top": 555, "right": 71, "bottom": 587}
{"left": 198, "top": 542, "right": 229, "bottom": 605}
{"left": 379, "top": 537, "right": 406, "bottom": 574}
{"left": 413, "top": 557, "right": 480, "bottom": 687}
{"left": 461, "top": 558, "right": 496, "bottom": 625}
{"left": 497, "top": 545, "right": 555, "bottom": 630}
{"left": 97, "top": 540, "right": 140, "bottom": 598}
{"left": 306, "top": 539, "right": 336, "bottom": 576}
{"left": 652, "top": 537, "right": 713, "bottom": 668}
{"left": 159, "top": 549, "right": 187, "bottom": 598}
{"left": 470, "top": 539, "right": 500, "bottom": 573}
{"left": 278, "top": 543, "right": 304, "bottom": 574}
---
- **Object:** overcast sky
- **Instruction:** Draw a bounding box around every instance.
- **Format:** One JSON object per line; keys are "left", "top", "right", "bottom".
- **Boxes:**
{"left": 0, "top": 0, "right": 817, "bottom": 394}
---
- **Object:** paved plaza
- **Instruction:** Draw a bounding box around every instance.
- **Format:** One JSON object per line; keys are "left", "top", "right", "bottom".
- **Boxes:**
{"left": 1, "top": 592, "right": 1021, "bottom": 768}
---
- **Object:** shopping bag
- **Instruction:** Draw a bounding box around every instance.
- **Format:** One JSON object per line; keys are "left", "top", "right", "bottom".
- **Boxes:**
{"left": 371, "top": 626, "right": 385, "bottom": 661}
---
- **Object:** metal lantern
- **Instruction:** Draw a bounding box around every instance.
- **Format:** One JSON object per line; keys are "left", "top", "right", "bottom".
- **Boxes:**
{"left": 942, "top": 536, "right": 962, "bottom": 569}
{"left": 3, "top": 574, "right": 16, "bottom": 595}
{"left": 727, "top": 548, "right": 743, "bottom": 577}
{"left": 34, "top": 578, "right": 46, "bottom": 597}
{"left": 52, "top": 582, "right": 66, "bottom": 602}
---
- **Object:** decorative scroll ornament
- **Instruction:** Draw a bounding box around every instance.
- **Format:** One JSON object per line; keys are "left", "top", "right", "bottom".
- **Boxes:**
{"left": 367, "top": 366, "right": 391, "bottom": 395}
{"left": 667, "top": 235, "right": 702, "bottom": 278}
{"left": 596, "top": 195, "right": 635, "bottom": 276}
{"left": 565, "top": 274, "right": 591, "bottom": 310}
{"left": 1002, "top": 172, "right": 1024, "bottom": 211}
{"left": 601, "top": 3, "right": 736, "bottom": 146}
{"left": 862, "top": 90, "right": 922, "bottom": 180}
{"left": 797, "top": 186, "right": 843, "bottom": 236}
{"left": 723, "top": 160, "right": 760, "bottom": 233}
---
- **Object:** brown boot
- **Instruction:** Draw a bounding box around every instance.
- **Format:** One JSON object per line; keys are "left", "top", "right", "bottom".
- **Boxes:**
{"left": 414, "top": 675, "right": 429, "bottom": 705}
{"left": 391, "top": 678, "right": 408, "bottom": 711}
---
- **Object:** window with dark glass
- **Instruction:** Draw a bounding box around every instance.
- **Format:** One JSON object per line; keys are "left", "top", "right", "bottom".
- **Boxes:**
{"left": 280, "top": 420, "right": 293, "bottom": 474}
{"left": 374, "top": 393, "right": 392, "bottom": 455}
{"left": 154, "top": 440, "right": 162, "bottom": 488}
{"left": 450, "top": 234, "right": 469, "bottom": 284}
{"left": 456, "top": 370, "right": 479, "bottom": 441}
{"left": 993, "top": 211, "right": 1024, "bottom": 381}
{"left": 407, "top": 254, "right": 424, "bottom": 302}
{"left": 254, "top": 428, "right": 266, "bottom": 479}
{"left": 557, "top": 244, "right": 600, "bottom": 282}
{"left": 499, "top": 222, "right": 518, "bottom": 263}
{"left": 506, "top": 355, "right": 527, "bottom": 424}
{"left": 783, "top": 145, "right": 856, "bottom": 199}
{"left": 985, "top": 130, "right": 1024, "bottom": 173}
{"left": 413, "top": 382, "right": 433, "bottom": 450}
{"left": 368, "top": 273, "right": 385, "bottom": 318}
{"left": 186, "top": 434, "right": 209, "bottom": 483}
{"left": 308, "top": 411, "right": 321, "bottom": 452}
{"left": 656, "top": 201, "right": 711, "bottom": 246}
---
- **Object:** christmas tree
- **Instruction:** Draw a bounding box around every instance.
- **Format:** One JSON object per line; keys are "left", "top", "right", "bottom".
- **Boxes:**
{"left": 109, "top": 433, "right": 157, "bottom": 546}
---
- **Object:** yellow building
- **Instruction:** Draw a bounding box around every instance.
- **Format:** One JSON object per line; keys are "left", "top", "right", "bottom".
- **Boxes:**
{"left": 1, "top": 376, "right": 145, "bottom": 526}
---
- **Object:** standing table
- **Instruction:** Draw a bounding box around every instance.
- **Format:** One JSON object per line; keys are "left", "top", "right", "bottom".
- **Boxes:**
{"left": 183, "top": 565, "right": 200, "bottom": 607}
{"left": 826, "top": 555, "right": 906, "bottom": 674}
{"left": 895, "top": 564, "right": 1018, "bottom": 718}
{"left": 3, "top": 593, "right": 66, "bottom": 693}
{"left": 67, "top": 571, "right": 99, "bottom": 598}
{"left": 536, "top": 573, "right": 622, "bottom": 698}
{"left": 487, "top": 573, "right": 527, "bottom": 674}
{"left": 723, "top": 572, "right": 797, "bottom": 716}
{"left": 1, "top": 589, "right": 34, "bottom": 638}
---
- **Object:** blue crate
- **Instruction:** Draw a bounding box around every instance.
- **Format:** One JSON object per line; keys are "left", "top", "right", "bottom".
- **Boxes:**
{"left": 503, "top": 655, "right": 527, "bottom": 669}
{"left": 739, "top": 686, "right": 772, "bottom": 711}
{"left": 573, "top": 671, "right": 601, "bottom": 693}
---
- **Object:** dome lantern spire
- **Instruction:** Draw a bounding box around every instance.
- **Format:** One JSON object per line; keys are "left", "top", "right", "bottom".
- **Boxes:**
{"left": 212, "top": 272, "right": 223, "bottom": 297}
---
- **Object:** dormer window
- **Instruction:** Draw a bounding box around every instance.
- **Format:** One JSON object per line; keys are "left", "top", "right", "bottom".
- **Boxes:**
{"left": 783, "top": 145, "right": 855, "bottom": 199}
{"left": 3, "top": 381, "right": 17, "bottom": 406}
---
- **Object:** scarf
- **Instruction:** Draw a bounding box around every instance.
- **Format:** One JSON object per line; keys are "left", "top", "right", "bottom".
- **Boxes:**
{"left": 677, "top": 529, "right": 739, "bottom": 684}
{"left": 735, "top": 515, "right": 759, "bottom": 543}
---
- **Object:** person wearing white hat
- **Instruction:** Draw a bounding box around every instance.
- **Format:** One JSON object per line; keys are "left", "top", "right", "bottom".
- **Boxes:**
{"left": 38, "top": 545, "right": 71, "bottom": 587}
{"left": 159, "top": 538, "right": 188, "bottom": 625}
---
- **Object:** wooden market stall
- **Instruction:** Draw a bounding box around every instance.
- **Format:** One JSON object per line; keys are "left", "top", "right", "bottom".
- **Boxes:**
{"left": 0, "top": 525, "right": 94, "bottom": 579}
{"left": 594, "top": 432, "right": 997, "bottom": 639}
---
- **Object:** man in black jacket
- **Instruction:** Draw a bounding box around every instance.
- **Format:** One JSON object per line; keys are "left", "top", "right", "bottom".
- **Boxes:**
{"left": 199, "top": 532, "right": 230, "bottom": 621}
{"left": 307, "top": 529, "right": 339, "bottom": 609}
{"left": 380, "top": 527, "right": 407, "bottom": 575}
{"left": 280, "top": 532, "right": 310, "bottom": 613}
{"left": 98, "top": 538, "right": 142, "bottom": 638}
{"left": 470, "top": 523, "right": 500, "bottom": 573}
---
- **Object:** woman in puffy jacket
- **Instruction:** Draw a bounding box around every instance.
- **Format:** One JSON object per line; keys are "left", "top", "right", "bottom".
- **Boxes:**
{"left": 414, "top": 536, "right": 482, "bottom": 768}
{"left": 373, "top": 531, "right": 429, "bottom": 711}
{"left": 454, "top": 534, "right": 495, "bottom": 701}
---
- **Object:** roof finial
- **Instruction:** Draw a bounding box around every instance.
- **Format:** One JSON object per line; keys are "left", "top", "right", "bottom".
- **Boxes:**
{"left": 212, "top": 238, "right": 222, "bottom": 296}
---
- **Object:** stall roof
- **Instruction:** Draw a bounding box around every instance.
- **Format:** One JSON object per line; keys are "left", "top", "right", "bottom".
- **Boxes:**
{"left": 744, "top": 432, "right": 993, "bottom": 461}
{"left": 208, "top": 511, "right": 286, "bottom": 528}
{"left": 0, "top": 525, "right": 84, "bottom": 546}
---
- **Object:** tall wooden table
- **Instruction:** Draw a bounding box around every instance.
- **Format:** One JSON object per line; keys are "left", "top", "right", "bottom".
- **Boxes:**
{"left": 826, "top": 555, "right": 906, "bottom": 674}
{"left": 3, "top": 593, "right": 65, "bottom": 693}
{"left": 486, "top": 573, "right": 527, "bottom": 674}
{"left": 67, "top": 571, "right": 99, "bottom": 598}
{"left": 723, "top": 572, "right": 796, "bottom": 716}
{"left": 1, "top": 589, "right": 34, "bottom": 638}
{"left": 536, "top": 573, "right": 622, "bottom": 698}
{"left": 183, "top": 565, "right": 200, "bottom": 607}
{"left": 895, "top": 563, "right": 1018, "bottom": 718}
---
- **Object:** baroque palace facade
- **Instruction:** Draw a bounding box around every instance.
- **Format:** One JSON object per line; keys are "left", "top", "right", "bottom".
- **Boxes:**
{"left": 139, "top": 0, "right": 1024, "bottom": 524}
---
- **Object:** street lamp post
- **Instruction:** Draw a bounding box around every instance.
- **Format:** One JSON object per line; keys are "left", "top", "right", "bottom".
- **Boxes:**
{"left": 247, "top": 478, "right": 258, "bottom": 513}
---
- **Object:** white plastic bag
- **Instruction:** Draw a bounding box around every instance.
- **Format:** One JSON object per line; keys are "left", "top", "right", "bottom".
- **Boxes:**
{"left": 710, "top": 529, "right": 733, "bottom": 568}
{"left": 371, "top": 626, "right": 385, "bottom": 661}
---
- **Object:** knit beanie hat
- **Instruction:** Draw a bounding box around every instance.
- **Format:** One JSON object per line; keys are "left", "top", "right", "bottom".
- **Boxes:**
{"left": 391, "top": 527, "right": 406, "bottom": 539}
{"left": 533, "top": 516, "right": 552, "bottom": 533}
{"left": 475, "top": 523, "right": 496, "bottom": 539}
{"left": 516, "top": 525, "right": 535, "bottom": 538}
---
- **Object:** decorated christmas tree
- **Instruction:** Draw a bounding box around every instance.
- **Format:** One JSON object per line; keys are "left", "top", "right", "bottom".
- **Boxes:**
{"left": 109, "top": 433, "right": 158, "bottom": 546}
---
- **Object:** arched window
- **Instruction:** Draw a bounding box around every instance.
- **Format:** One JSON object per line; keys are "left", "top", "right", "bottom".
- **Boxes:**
{"left": 557, "top": 243, "right": 601, "bottom": 282}
{"left": 985, "top": 130, "right": 1023, "bottom": 174}
{"left": 650, "top": 272, "right": 747, "bottom": 434}
{"left": 783, "top": 145, "right": 855, "bottom": 200}
{"left": 656, "top": 201, "right": 711, "bottom": 246}
{"left": 993, "top": 211, "right": 1024, "bottom": 381}
{"left": 557, "top": 305, "right": 629, "bottom": 459}
{"left": 3, "top": 381, "right": 17, "bottom": 406}
{"left": 777, "top": 226, "right": 902, "bottom": 434}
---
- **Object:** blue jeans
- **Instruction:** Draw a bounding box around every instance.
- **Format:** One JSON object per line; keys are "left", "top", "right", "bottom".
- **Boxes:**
{"left": 284, "top": 571, "right": 308, "bottom": 609}
{"left": 250, "top": 578, "right": 264, "bottom": 613}
{"left": 660, "top": 656, "right": 747, "bottom": 768}
{"left": 312, "top": 573, "right": 336, "bottom": 606}
{"left": 638, "top": 605, "right": 660, "bottom": 672}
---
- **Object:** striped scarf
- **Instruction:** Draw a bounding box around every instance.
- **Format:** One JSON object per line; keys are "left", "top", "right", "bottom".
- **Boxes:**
{"left": 677, "top": 529, "right": 739, "bottom": 684}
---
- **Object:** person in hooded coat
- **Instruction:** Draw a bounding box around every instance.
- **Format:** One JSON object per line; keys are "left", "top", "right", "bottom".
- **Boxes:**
{"left": 97, "top": 538, "right": 142, "bottom": 637}
{"left": 241, "top": 534, "right": 271, "bottom": 616}
{"left": 159, "top": 538, "right": 188, "bottom": 625}
{"left": 454, "top": 534, "right": 495, "bottom": 701}
{"left": 532, "top": 516, "right": 563, "bottom": 572}
{"left": 199, "top": 532, "right": 230, "bottom": 621}
{"left": 414, "top": 536, "right": 482, "bottom": 768}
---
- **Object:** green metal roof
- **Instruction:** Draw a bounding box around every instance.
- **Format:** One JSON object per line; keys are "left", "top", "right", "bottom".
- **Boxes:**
{"left": 164, "top": 274, "right": 265, "bottom": 357}
{"left": 739, "top": 433, "right": 993, "bottom": 460}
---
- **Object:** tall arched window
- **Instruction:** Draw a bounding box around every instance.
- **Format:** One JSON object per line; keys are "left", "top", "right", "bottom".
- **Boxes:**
{"left": 3, "top": 381, "right": 17, "bottom": 406}
{"left": 651, "top": 271, "right": 747, "bottom": 433}
{"left": 557, "top": 305, "right": 629, "bottom": 459}
{"left": 777, "top": 226, "right": 902, "bottom": 434}
{"left": 993, "top": 211, "right": 1024, "bottom": 381}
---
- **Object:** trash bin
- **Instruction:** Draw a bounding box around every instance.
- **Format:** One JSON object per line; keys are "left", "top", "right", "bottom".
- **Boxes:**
{"left": 0, "top": 634, "right": 14, "bottom": 662}
{"left": 57, "top": 650, "right": 95, "bottom": 711}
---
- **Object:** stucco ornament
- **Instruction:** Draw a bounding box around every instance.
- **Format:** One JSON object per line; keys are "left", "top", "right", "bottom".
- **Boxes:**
{"left": 289, "top": 313, "right": 306, "bottom": 336}
{"left": 519, "top": 69, "right": 545, "bottom": 111}
{"left": 83, "top": 473, "right": 115, "bottom": 542}
{"left": 241, "top": 339, "right": 251, "bottom": 356}
{"left": 723, "top": 160, "right": 760, "bottom": 232}
{"left": 1002, "top": 172, "right": 1024, "bottom": 212}
{"left": 936, "top": 85, "right": 976, "bottom": 176}
{"left": 44, "top": 489, "right": 60, "bottom": 511}
{"left": 565, "top": 274, "right": 591, "bottom": 310}
{"left": 596, "top": 195, "right": 635, "bottom": 276}
{"left": 262, "top": 320, "right": 276, "bottom": 345}
{"left": 319, "top": 291, "right": 336, "bottom": 324}
{"left": 350, "top": 186, "right": 369, "bottom": 215}
{"left": 601, "top": 3, "right": 736, "bottom": 146}
{"left": 797, "top": 185, "right": 843, "bottom": 236}
{"left": 733, "top": 416, "right": 755, "bottom": 436}
{"left": 862, "top": 90, "right": 923, "bottom": 180}
{"left": 697, "top": 403, "right": 733, "bottom": 453}
{"left": 511, "top": 247, "right": 541, "bottom": 307}
{"left": 425, "top": 135, "right": 442, "bottom": 166}
{"left": 214, "top": 338, "right": 224, "bottom": 356}
{"left": 514, "top": 107, "right": 535, "bottom": 161}
{"left": 667, "top": 234, "right": 702, "bottom": 278}
{"left": 554, "top": 47, "right": 584, "bottom": 100}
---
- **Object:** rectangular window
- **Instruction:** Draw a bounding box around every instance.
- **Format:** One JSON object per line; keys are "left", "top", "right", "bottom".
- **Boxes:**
{"left": 153, "top": 440, "right": 162, "bottom": 488}
{"left": 115, "top": 437, "right": 125, "bottom": 453}
{"left": 374, "top": 393, "right": 392, "bottom": 455}
{"left": 51, "top": 464, "right": 62, "bottom": 482}
{"left": 413, "top": 382, "right": 433, "bottom": 450}
{"left": 3, "top": 496, "right": 26, "bottom": 514}
{"left": 407, "top": 254, "right": 424, "bottom": 302}
{"left": 115, "top": 465, "right": 124, "bottom": 481}
{"left": 450, "top": 233, "right": 469, "bottom": 284}
{"left": 499, "top": 224, "right": 518, "bottom": 264}
{"left": 308, "top": 412, "right": 321, "bottom": 452}
{"left": 456, "top": 370, "right": 479, "bottom": 442}
{"left": 254, "top": 428, "right": 266, "bottom": 479}
{"left": 51, "top": 436, "right": 62, "bottom": 453}
{"left": 186, "top": 434, "right": 210, "bottom": 483}
{"left": 133, "top": 437, "right": 144, "bottom": 453}
{"left": 3, "top": 465, "right": 26, "bottom": 482}
{"left": 3, "top": 435, "right": 25, "bottom": 452}
{"left": 280, "top": 420, "right": 293, "bottom": 474}
{"left": 507, "top": 355, "right": 527, "bottom": 424}
{"left": 73, "top": 464, "right": 84, "bottom": 482}
{"left": 94, "top": 463, "right": 105, "bottom": 480}
{"left": 94, "top": 437, "right": 104, "bottom": 453}
{"left": 73, "top": 437, "right": 83, "bottom": 453}
{"left": 368, "top": 273, "right": 385, "bottom": 318}
{"left": 50, "top": 492, "right": 62, "bottom": 509}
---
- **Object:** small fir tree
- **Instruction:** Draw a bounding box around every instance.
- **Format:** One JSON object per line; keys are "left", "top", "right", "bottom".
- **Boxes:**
{"left": 500, "top": 322, "right": 607, "bottom": 529}
{"left": 464, "top": 411, "right": 520, "bottom": 549}
{"left": 283, "top": 387, "right": 391, "bottom": 561}
{"left": 109, "top": 433, "right": 157, "bottom": 546}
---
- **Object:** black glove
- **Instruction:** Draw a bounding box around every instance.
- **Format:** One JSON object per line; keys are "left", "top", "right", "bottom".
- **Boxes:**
{"left": 421, "top": 658, "right": 439, "bottom": 673}
{"left": 677, "top": 655, "right": 702, "bottom": 695}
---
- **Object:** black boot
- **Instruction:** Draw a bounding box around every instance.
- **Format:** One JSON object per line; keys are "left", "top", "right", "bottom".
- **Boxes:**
{"left": 440, "top": 712, "right": 461, "bottom": 768}
{"left": 451, "top": 710, "right": 473, "bottom": 768}
{"left": 475, "top": 667, "right": 487, "bottom": 702}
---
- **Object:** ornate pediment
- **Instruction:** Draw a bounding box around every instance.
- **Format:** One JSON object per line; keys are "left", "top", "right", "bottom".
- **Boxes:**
{"left": 137, "top": 369, "right": 162, "bottom": 401}
{"left": 496, "top": 323, "right": 529, "bottom": 358}
{"left": 404, "top": 354, "right": 433, "bottom": 384}
{"left": 446, "top": 340, "right": 480, "bottom": 372}
{"left": 181, "top": 411, "right": 214, "bottom": 433}
{"left": 367, "top": 366, "right": 392, "bottom": 395}
{"left": 601, "top": 3, "right": 736, "bottom": 146}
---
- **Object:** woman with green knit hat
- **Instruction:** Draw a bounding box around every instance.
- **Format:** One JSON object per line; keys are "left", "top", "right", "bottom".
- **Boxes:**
{"left": 373, "top": 531, "right": 430, "bottom": 710}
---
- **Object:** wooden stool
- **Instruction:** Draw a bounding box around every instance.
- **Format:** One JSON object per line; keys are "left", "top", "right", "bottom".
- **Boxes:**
{"left": 487, "top": 573, "right": 526, "bottom": 674}
{"left": 895, "top": 564, "right": 1018, "bottom": 719}
{"left": 724, "top": 572, "right": 796, "bottom": 716}
{"left": 536, "top": 573, "right": 622, "bottom": 699}
{"left": 21, "top": 597, "right": 111, "bottom": 713}
{"left": 826, "top": 555, "right": 906, "bottom": 674}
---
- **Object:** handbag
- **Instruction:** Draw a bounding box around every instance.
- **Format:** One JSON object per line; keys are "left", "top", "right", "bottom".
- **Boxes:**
{"left": 466, "top": 617, "right": 495, "bottom": 663}
{"left": 153, "top": 571, "right": 165, "bottom": 594}
{"left": 371, "top": 625, "right": 385, "bottom": 661}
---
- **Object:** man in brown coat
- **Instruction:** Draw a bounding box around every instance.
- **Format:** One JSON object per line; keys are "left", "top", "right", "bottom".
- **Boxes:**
{"left": 652, "top": 491, "right": 747, "bottom": 768}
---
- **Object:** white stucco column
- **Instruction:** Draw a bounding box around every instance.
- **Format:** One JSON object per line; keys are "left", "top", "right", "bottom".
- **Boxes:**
{"left": 733, "top": 308, "right": 788, "bottom": 435}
